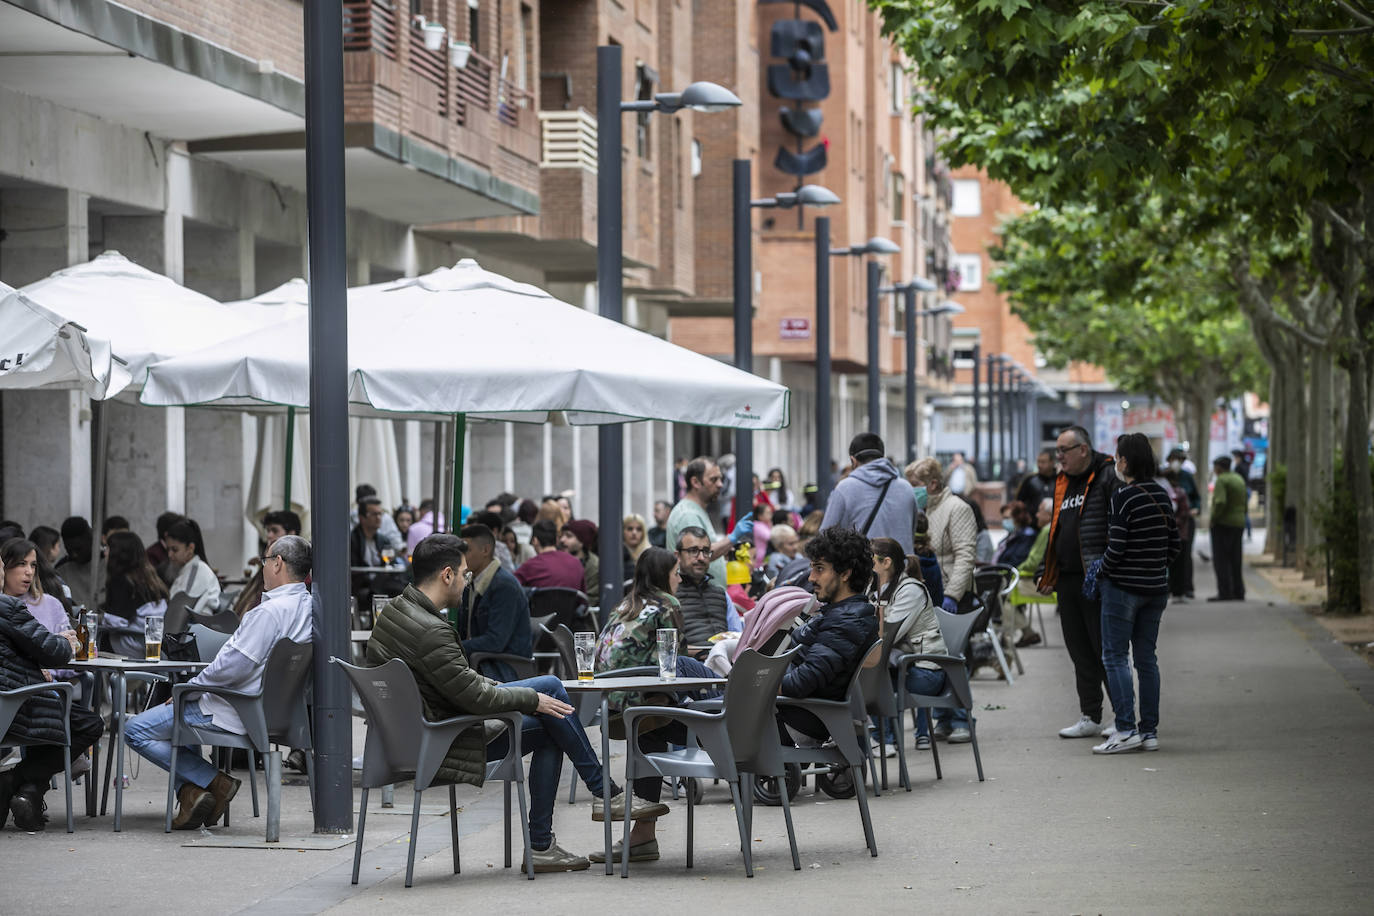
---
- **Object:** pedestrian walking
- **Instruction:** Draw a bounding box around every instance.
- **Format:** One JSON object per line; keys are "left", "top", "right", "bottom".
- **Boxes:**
{"left": 1093, "top": 434, "right": 1181, "bottom": 755}
{"left": 1037, "top": 426, "right": 1121, "bottom": 740}
{"left": 1208, "top": 456, "right": 1247, "bottom": 601}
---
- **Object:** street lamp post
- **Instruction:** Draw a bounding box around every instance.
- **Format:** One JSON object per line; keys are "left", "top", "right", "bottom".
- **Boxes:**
{"left": 597, "top": 44, "right": 739, "bottom": 615}
{"left": 733, "top": 171, "right": 839, "bottom": 519}
{"left": 815, "top": 217, "right": 832, "bottom": 509}
{"left": 303, "top": 0, "right": 351, "bottom": 833}
{"left": 878, "top": 277, "right": 938, "bottom": 465}
{"left": 971, "top": 343, "right": 982, "bottom": 475}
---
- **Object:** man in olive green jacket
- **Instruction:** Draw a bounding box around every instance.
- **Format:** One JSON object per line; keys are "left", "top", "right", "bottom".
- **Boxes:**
{"left": 366, "top": 533, "right": 666, "bottom": 872}
{"left": 1207, "top": 456, "right": 1247, "bottom": 601}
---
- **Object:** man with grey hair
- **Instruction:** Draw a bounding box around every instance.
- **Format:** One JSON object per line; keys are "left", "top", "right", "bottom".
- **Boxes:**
{"left": 126, "top": 534, "right": 315, "bottom": 830}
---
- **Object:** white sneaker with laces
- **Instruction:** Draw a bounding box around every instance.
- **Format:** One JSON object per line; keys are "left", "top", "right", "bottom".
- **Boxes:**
{"left": 1093, "top": 731, "right": 1143, "bottom": 754}
{"left": 1058, "top": 716, "right": 1101, "bottom": 739}
{"left": 1142, "top": 734, "right": 1159, "bottom": 751}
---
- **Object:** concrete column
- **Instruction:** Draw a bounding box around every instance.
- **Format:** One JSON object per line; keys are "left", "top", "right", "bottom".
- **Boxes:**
{"left": 404, "top": 421, "right": 422, "bottom": 504}
{"left": 0, "top": 187, "right": 92, "bottom": 525}
{"left": 504, "top": 424, "right": 515, "bottom": 493}
{"left": 237, "top": 230, "right": 256, "bottom": 299}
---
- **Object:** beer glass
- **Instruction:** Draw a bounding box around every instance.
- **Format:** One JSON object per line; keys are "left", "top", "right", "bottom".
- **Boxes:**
{"left": 84, "top": 611, "right": 99, "bottom": 660}
{"left": 144, "top": 616, "right": 164, "bottom": 662}
{"left": 371, "top": 596, "right": 389, "bottom": 628}
{"left": 573, "top": 631, "right": 597, "bottom": 681}
{"left": 657, "top": 628, "right": 678, "bottom": 681}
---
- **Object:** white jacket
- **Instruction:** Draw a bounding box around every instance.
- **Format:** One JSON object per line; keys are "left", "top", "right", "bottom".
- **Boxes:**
{"left": 170, "top": 555, "right": 221, "bottom": 616}
{"left": 925, "top": 490, "right": 977, "bottom": 602}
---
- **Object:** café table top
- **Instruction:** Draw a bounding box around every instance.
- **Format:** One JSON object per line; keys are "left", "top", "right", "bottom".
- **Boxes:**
{"left": 70, "top": 657, "right": 209, "bottom": 671}
{"left": 350, "top": 566, "right": 405, "bottom": 574}
{"left": 560, "top": 676, "right": 724, "bottom": 692}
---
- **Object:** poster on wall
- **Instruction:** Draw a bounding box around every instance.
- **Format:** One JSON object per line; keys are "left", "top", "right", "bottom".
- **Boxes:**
{"left": 1093, "top": 401, "right": 1123, "bottom": 452}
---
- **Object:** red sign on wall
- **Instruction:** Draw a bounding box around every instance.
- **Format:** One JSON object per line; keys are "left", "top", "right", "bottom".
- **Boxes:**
{"left": 779, "top": 318, "right": 810, "bottom": 340}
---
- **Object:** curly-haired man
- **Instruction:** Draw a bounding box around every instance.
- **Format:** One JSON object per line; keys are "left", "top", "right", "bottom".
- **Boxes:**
{"left": 776, "top": 527, "right": 880, "bottom": 743}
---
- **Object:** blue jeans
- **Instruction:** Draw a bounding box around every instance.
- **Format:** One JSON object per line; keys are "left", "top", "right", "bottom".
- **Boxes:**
{"left": 871, "top": 666, "right": 951, "bottom": 740}
{"left": 482, "top": 675, "right": 607, "bottom": 850}
{"left": 1100, "top": 581, "right": 1167, "bottom": 735}
{"left": 125, "top": 699, "right": 227, "bottom": 791}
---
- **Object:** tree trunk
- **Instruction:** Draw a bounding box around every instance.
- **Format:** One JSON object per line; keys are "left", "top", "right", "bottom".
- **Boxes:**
{"left": 1263, "top": 364, "right": 1282, "bottom": 558}
{"left": 1308, "top": 348, "right": 1334, "bottom": 584}
{"left": 1341, "top": 347, "right": 1374, "bottom": 614}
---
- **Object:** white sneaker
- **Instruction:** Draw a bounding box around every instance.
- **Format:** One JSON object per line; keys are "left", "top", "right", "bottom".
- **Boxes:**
{"left": 870, "top": 740, "right": 898, "bottom": 758}
{"left": 1142, "top": 734, "right": 1159, "bottom": 751}
{"left": 1100, "top": 722, "right": 1117, "bottom": 738}
{"left": 1058, "top": 716, "right": 1102, "bottom": 739}
{"left": 1093, "top": 731, "right": 1143, "bottom": 754}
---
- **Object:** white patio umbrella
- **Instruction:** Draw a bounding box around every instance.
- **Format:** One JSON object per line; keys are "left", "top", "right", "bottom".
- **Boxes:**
{"left": 225, "top": 277, "right": 309, "bottom": 329}
{"left": 140, "top": 258, "right": 791, "bottom": 427}
{"left": 20, "top": 250, "right": 258, "bottom": 385}
{"left": 0, "top": 281, "right": 130, "bottom": 399}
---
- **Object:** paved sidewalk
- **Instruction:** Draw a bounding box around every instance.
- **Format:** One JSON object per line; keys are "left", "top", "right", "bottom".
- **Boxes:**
{"left": 3, "top": 546, "right": 1371, "bottom": 914}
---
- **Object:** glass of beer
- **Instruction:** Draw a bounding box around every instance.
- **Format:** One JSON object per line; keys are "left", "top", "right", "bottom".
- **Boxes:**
{"left": 657, "top": 628, "right": 678, "bottom": 681}
{"left": 573, "top": 632, "right": 597, "bottom": 681}
{"left": 144, "top": 616, "right": 164, "bottom": 662}
{"left": 380, "top": 546, "right": 394, "bottom": 566}
{"left": 371, "top": 596, "right": 389, "bottom": 628}
{"left": 85, "top": 611, "right": 99, "bottom": 660}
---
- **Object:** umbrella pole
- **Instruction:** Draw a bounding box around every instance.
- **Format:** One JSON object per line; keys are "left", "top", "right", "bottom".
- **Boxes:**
{"left": 283, "top": 406, "right": 296, "bottom": 510}
{"left": 451, "top": 413, "right": 466, "bottom": 531}
{"left": 431, "top": 420, "right": 444, "bottom": 533}
{"left": 89, "top": 399, "right": 109, "bottom": 613}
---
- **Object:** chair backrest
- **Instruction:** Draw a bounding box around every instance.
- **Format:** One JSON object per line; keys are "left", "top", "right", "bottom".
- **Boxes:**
{"left": 260, "top": 638, "right": 314, "bottom": 740}
{"left": 198, "top": 609, "right": 242, "bottom": 635}
{"left": 547, "top": 623, "right": 576, "bottom": 680}
{"left": 859, "top": 624, "right": 901, "bottom": 717}
{"left": 833, "top": 639, "right": 883, "bottom": 765}
{"left": 528, "top": 587, "right": 591, "bottom": 633}
{"left": 934, "top": 607, "right": 980, "bottom": 658}
{"left": 190, "top": 623, "right": 232, "bottom": 663}
{"left": 723, "top": 647, "right": 799, "bottom": 775}
{"left": 335, "top": 657, "right": 428, "bottom": 787}
{"left": 163, "top": 592, "right": 196, "bottom": 634}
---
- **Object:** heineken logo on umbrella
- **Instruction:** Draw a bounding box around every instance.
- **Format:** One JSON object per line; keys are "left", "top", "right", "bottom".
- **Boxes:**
{"left": 0, "top": 353, "right": 27, "bottom": 372}
{"left": 734, "top": 403, "right": 761, "bottom": 420}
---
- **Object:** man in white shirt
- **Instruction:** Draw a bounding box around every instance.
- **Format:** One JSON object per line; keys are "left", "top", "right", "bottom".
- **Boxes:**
{"left": 126, "top": 535, "right": 315, "bottom": 830}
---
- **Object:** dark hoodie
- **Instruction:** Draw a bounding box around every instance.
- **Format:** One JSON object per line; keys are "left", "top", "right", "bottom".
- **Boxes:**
{"left": 819, "top": 458, "right": 916, "bottom": 552}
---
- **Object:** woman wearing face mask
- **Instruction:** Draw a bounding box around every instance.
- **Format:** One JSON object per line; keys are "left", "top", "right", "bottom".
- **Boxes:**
{"left": 992, "top": 501, "right": 1038, "bottom": 568}
{"left": 1093, "top": 433, "right": 1181, "bottom": 755}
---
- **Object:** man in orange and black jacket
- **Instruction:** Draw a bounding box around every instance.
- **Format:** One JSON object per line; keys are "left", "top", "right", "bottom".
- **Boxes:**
{"left": 1038, "top": 425, "right": 1120, "bottom": 740}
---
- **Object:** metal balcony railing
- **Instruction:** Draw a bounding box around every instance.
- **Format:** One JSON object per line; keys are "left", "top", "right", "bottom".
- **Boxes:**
{"left": 538, "top": 109, "right": 597, "bottom": 170}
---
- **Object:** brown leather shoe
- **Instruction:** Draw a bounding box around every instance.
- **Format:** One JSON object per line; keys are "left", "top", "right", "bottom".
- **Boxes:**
{"left": 173, "top": 783, "right": 215, "bottom": 830}
{"left": 205, "top": 771, "right": 241, "bottom": 826}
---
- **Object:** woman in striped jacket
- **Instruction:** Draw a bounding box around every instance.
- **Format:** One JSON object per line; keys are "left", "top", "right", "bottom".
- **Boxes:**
{"left": 1093, "top": 433, "right": 1181, "bottom": 755}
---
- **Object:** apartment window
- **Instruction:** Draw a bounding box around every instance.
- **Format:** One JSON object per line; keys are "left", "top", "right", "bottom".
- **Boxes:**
{"left": 467, "top": 0, "right": 480, "bottom": 52}
{"left": 515, "top": 4, "right": 533, "bottom": 92}
{"left": 890, "top": 62, "right": 905, "bottom": 114}
{"left": 953, "top": 347, "right": 977, "bottom": 368}
{"left": 890, "top": 289, "right": 906, "bottom": 338}
{"left": 690, "top": 139, "right": 702, "bottom": 177}
{"left": 675, "top": 120, "right": 684, "bottom": 208}
{"left": 891, "top": 172, "right": 906, "bottom": 223}
{"left": 635, "top": 63, "right": 656, "bottom": 160}
{"left": 954, "top": 253, "right": 982, "bottom": 291}
{"left": 951, "top": 178, "right": 981, "bottom": 216}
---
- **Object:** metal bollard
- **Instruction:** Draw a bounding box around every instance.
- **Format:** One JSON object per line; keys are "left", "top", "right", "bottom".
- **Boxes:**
{"left": 265, "top": 750, "right": 282, "bottom": 842}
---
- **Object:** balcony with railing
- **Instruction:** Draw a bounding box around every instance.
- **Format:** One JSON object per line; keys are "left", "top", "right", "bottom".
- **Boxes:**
{"left": 336, "top": 0, "right": 540, "bottom": 219}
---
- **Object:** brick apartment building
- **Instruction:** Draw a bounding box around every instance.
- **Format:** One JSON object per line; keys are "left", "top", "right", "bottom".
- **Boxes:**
{"left": 934, "top": 165, "right": 1124, "bottom": 482}
{"left": 0, "top": 0, "right": 962, "bottom": 563}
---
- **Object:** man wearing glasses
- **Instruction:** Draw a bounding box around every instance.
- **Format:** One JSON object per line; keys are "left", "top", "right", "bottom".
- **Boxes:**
{"left": 673, "top": 527, "right": 742, "bottom": 652}
{"left": 1037, "top": 426, "right": 1121, "bottom": 740}
{"left": 126, "top": 535, "right": 315, "bottom": 830}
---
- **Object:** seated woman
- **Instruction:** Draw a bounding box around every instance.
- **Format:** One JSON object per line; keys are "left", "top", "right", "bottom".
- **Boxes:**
{"left": 992, "top": 501, "right": 1039, "bottom": 569}
{"left": 103, "top": 531, "right": 170, "bottom": 656}
{"left": 870, "top": 537, "right": 952, "bottom": 751}
{"left": 0, "top": 562, "right": 104, "bottom": 832}
{"left": 165, "top": 519, "right": 221, "bottom": 616}
{"left": 591, "top": 546, "right": 717, "bottom": 864}
{"left": 2, "top": 538, "right": 75, "bottom": 673}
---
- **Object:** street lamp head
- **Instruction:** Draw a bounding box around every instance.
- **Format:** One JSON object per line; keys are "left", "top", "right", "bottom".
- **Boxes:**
{"left": 861, "top": 236, "right": 901, "bottom": 255}
{"left": 795, "top": 184, "right": 841, "bottom": 207}
{"left": 668, "top": 81, "right": 743, "bottom": 113}
{"left": 910, "top": 276, "right": 937, "bottom": 292}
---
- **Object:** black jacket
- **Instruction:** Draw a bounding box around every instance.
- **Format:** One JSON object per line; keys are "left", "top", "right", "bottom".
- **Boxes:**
{"left": 1043, "top": 451, "right": 1120, "bottom": 588}
{"left": 459, "top": 565, "right": 533, "bottom": 682}
{"left": 780, "top": 593, "right": 878, "bottom": 701}
{"left": 675, "top": 574, "right": 730, "bottom": 647}
{"left": 0, "top": 594, "right": 74, "bottom": 745}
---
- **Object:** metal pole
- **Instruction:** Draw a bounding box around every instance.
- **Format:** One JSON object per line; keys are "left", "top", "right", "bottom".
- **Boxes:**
{"left": 866, "top": 259, "right": 881, "bottom": 440}
{"left": 89, "top": 399, "right": 109, "bottom": 608}
{"left": 452, "top": 413, "right": 466, "bottom": 529}
{"left": 303, "top": 0, "right": 351, "bottom": 834}
{"left": 283, "top": 405, "right": 295, "bottom": 511}
{"left": 1000, "top": 362, "right": 1010, "bottom": 476}
{"left": 903, "top": 286, "right": 917, "bottom": 465}
{"left": 596, "top": 45, "right": 625, "bottom": 614}
{"left": 988, "top": 356, "right": 999, "bottom": 481}
{"left": 732, "top": 159, "right": 754, "bottom": 523}
{"left": 431, "top": 419, "right": 443, "bottom": 531}
{"left": 971, "top": 343, "right": 981, "bottom": 475}
{"left": 815, "top": 216, "right": 832, "bottom": 509}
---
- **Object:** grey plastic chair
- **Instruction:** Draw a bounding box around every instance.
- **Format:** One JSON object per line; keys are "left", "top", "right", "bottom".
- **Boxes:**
{"left": 895, "top": 607, "right": 986, "bottom": 781}
{"left": 859, "top": 624, "right": 907, "bottom": 792}
{"left": 973, "top": 565, "right": 1021, "bottom": 681}
{"left": 196, "top": 609, "right": 243, "bottom": 636}
{"left": 545, "top": 624, "right": 576, "bottom": 680}
{"left": 565, "top": 664, "right": 659, "bottom": 805}
{"left": 775, "top": 639, "right": 882, "bottom": 858}
{"left": 164, "top": 638, "right": 315, "bottom": 834}
{"left": 527, "top": 587, "right": 592, "bottom": 633}
{"left": 619, "top": 648, "right": 800, "bottom": 878}
{"left": 466, "top": 650, "right": 539, "bottom": 682}
{"left": 334, "top": 657, "right": 534, "bottom": 887}
{"left": 0, "top": 681, "right": 76, "bottom": 833}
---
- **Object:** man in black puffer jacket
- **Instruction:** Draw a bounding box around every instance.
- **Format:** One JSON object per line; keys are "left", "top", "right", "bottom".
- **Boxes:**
{"left": 777, "top": 527, "right": 878, "bottom": 742}
{"left": 0, "top": 594, "right": 104, "bottom": 831}
{"left": 673, "top": 527, "right": 731, "bottom": 652}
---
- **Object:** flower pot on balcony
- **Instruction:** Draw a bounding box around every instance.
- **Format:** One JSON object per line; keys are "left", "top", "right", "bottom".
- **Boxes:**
{"left": 449, "top": 40, "right": 472, "bottom": 69}
{"left": 422, "top": 22, "right": 447, "bottom": 51}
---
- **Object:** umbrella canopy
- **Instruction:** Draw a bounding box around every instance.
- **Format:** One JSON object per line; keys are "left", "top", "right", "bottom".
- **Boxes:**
{"left": 0, "top": 281, "right": 130, "bottom": 399}
{"left": 20, "top": 251, "right": 257, "bottom": 385}
{"left": 141, "top": 259, "right": 791, "bottom": 428}
{"left": 225, "top": 277, "right": 309, "bottom": 330}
